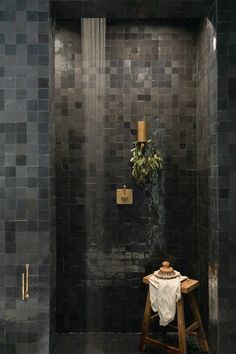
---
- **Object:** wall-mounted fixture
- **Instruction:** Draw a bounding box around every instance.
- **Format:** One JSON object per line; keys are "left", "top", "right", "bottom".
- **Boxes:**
{"left": 21, "top": 264, "right": 29, "bottom": 301}
{"left": 116, "top": 185, "right": 133, "bottom": 205}
{"left": 137, "top": 120, "right": 147, "bottom": 143}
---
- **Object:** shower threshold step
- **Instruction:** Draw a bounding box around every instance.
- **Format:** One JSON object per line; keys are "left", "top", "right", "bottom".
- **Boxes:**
{"left": 55, "top": 332, "right": 205, "bottom": 354}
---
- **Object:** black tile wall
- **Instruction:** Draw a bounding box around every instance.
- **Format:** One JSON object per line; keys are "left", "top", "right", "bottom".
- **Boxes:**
{"left": 216, "top": 1, "right": 236, "bottom": 353}
{"left": 55, "top": 20, "right": 198, "bottom": 333}
{"left": 49, "top": 18, "right": 56, "bottom": 354}
{"left": 2, "top": 0, "right": 236, "bottom": 352}
{"left": 196, "top": 16, "right": 217, "bottom": 339}
{"left": 197, "top": 20, "right": 210, "bottom": 331}
{"left": 0, "top": 0, "right": 54, "bottom": 354}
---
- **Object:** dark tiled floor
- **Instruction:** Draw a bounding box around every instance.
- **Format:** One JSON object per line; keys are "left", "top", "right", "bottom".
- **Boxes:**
{"left": 55, "top": 333, "right": 204, "bottom": 354}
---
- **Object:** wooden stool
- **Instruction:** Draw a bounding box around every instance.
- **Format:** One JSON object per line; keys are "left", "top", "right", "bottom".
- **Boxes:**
{"left": 139, "top": 275, "right": 209, "bottom": 354}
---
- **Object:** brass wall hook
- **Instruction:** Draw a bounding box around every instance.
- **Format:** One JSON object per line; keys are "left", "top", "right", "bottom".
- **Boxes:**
{"left": 116, "top": 185, "right": 133, "bottom": 204}
{"left": 21, "top": 264, "right": 30, "bottom": 301}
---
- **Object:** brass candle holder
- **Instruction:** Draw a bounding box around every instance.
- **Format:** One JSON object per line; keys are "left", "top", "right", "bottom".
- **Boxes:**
{"left": 137, "top": 121, "right": 147, "bottom": 143}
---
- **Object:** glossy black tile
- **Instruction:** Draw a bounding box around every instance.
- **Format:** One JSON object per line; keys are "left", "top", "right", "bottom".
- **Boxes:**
{"left": 0, "top": 0, "right": 55, "bottom": 353}
{"left": 55, "top": 20, "right": 198, "bottom": 333}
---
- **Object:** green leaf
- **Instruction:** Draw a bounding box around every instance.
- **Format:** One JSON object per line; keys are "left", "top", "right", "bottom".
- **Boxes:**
{"left": 130, "top": 139, "right": 163, "bottom": 187}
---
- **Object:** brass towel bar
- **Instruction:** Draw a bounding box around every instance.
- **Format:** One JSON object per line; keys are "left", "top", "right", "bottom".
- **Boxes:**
{"left": 21, "top": 264, "right": 29, "bottom": 301}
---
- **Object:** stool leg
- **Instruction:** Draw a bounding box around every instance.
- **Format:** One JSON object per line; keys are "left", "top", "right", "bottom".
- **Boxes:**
{"left": 177, "top": 298, "right": 187, "bottom": 354}
{"left": 139, "top": 290, "right": 152, "bottom": 352}
{"left": 188, "top": 292, "right": 209, "bottom": 352}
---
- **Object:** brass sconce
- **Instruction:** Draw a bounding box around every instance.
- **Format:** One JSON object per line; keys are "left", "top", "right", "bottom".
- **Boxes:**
{"left": 137, "top": 120, "right": 147, "bottom": 143}
{"left": 116, "top": 185, "right": 133, "bottom": 205}
{"left": 21, "top": 264, "right": 29, "bottom": 301}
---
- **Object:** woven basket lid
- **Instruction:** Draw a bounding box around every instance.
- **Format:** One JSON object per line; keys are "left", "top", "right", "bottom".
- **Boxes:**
{"left": 154, "top": 261, "right": 180, "bottom": 279}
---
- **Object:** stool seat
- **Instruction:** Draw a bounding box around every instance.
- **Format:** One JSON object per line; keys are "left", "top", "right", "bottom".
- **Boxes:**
{"left": 143, "top": 275, "right": 199, "bottom": 293}
{"left": 139, "top": 274, "right": 209, "bottom": 354}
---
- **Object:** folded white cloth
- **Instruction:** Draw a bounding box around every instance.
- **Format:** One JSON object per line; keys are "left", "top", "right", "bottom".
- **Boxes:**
{"left": 149, "top": 273, "right": 188, "bottom": 326}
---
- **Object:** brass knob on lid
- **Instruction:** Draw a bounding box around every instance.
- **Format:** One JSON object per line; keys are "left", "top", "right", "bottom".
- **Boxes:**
{"left": 160, "top": 261, "right": 174, "bottom": 274}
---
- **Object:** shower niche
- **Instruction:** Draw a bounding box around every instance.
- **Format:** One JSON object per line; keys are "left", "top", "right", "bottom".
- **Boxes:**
{"left": 54, "top": 15, "right": 216, "bottom": 340}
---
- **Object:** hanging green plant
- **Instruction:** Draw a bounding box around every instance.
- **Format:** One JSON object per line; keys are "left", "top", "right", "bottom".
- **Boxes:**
{"left": 130, "top": 140, "right": 163, "bottom": 187}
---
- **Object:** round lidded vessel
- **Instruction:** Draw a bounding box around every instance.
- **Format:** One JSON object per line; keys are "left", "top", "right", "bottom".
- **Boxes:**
{"left": 154, "top": 261, "right": 180, "bottom": 279}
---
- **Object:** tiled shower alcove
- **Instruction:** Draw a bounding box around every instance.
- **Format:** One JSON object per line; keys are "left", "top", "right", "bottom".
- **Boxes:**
{"left": 1, "top": 1, "right": 236, "bottom": 354}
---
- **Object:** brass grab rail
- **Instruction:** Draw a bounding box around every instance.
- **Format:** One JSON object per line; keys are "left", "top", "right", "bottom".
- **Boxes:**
{"left": 21, "top": 264, "right": 29, "bottom": 301}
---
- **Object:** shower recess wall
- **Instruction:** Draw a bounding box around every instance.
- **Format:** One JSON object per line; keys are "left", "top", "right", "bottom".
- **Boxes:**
{"left": 55, "top": 20, "right": 199, "bottom": 332}
{"left": 197, "top": 17, "right": 217, "bottom": 331}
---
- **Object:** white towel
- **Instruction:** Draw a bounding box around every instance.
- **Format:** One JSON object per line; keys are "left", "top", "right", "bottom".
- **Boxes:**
{"left": 149, "top": 273, "right": 188, "bottom": 326}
